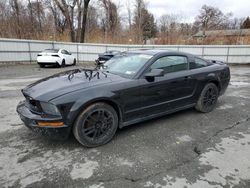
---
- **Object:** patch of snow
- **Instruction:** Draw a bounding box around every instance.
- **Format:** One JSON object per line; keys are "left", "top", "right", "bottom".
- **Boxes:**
{"left": 88, "top": 183, "right": 105, "bottom": 188}
{"left": 230, "top": 81, "right": 250, "bottom": 86}
{"left": 226, "top": 90, "right": 250, "bottom": 99}
{"left": 217, "top": 104, "right": 233, "bottom": 110}
{"left": 116, "top": 157, "right": 134, "bottom": 167}
{"left": 70, "top": 160, "right": 99, "bottom": 180}
{"left": 176, "top": 135, "right": 193, "bottom": 142}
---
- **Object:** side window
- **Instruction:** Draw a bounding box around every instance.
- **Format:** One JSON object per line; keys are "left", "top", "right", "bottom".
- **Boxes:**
{"left": 150, "top": 56, "right": 188, "bottom": 74}
{"left": 191, "top": 58, "right": 208, "bottom": 69}
{"left": 61, "top": 50, "right": 69, "bottom": 55}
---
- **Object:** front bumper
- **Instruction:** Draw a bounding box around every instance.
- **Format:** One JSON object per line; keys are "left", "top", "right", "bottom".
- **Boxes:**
{"left": 16, "top": 101, "right": 71, "bottom": 140}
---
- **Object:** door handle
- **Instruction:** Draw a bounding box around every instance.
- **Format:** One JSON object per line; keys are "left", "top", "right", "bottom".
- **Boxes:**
{"left": 184, "top": 76, "right": 191, "bottom": 79}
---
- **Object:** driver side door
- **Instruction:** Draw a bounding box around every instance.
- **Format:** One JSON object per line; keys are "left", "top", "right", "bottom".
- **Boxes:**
{"left": 139, "top": 55, "right": 197, "bottom": 116}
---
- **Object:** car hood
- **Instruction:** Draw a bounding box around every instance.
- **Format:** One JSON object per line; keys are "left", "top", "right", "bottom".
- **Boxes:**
{"left": 22, "top": 69, "right": 125, "bottom": 101}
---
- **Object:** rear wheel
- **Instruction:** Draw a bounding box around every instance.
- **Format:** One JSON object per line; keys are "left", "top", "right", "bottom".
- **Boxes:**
{"left": 73, "top": 102, "right": 118, "bottom": 147}
{"left": 61, "top": 59, "right": 66, "bottom": 67}
{"left": 195, "top": 83, "right": 219, "bottom": 113}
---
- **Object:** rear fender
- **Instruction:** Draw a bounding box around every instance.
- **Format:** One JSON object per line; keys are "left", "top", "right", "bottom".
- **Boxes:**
{"left": 206, "top": 72, "right": 221, "bottom": 91}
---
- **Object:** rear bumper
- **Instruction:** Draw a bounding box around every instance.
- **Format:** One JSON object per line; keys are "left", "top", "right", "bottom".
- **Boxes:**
{"left": 16, "top": 101, "right": 71, "bottom": 140}
{"left": 37, "top": 57, "right": 61, "bottom": 64}
{"left": 37, "top": 62, "right": 58, "bottom": 65}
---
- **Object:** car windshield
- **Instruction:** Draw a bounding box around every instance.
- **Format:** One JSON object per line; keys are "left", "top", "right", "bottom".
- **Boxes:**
{"left": 43, "top": 49, "right": 59, "bottom": 53}
{"left": 102, "top": 53, "right": 153, "bottom": 78}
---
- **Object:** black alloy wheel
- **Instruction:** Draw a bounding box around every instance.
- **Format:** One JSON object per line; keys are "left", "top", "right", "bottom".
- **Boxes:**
{"left": 195, "top": 83, "right": 219, "bottom": 113}
{"left": 73, "top": 103, "right": 118, "bottom": 147}
{"left": 203, "top": 87, "right": 217, "bottom": 108}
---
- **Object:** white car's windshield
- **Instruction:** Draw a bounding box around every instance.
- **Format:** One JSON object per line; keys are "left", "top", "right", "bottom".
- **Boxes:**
{"left": 102, "top": 53, "right": 153, "bottom": 78}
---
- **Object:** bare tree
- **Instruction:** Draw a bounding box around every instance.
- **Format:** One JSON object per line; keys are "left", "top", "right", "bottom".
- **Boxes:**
{"left": 53, "top": 0, "right": 77, "bottom": 42}
{"left": 27, "top": 0, "right": 34, "bottom": 33}
{"left": 10, "top": 0, "right": 22, "bottom": 38}
{"left": 1, "top": 0, "right": 249, "bottom": 45}
{"left": 194, "top": 5, "right": 232, "bottom": 35}
{"left": 241, "top": 17, "right": 250, "bottom": 29}
{"left": 48, "top": 1, "right": 66, "bottom": 33}
{"left": 159, "top": 14, "right": 178, "bottom": 44}
{"left": 85, "top": 5, "right": 99, "bottom": 40}
{"left": 133, "top": 0, "right": 156, "bottom": 43}
{"left": 28, "top": 0, "right": 45, "bottom": 35}
{"left": 75, "top": 0, "right": 83, "bottom": 41}
{"left": 100, "top": 0, "right": 120, "bottom": 38}
{"left": 133, "top": 0, "right": 144, "bottom": 42}
{"left": 126, "top": 0, "right": 132, "bottom": 30}
{"left": 80, "top": 0, "right": 90, "bottom": 43}
{"left": 36, "top": 0, "right": 44, "bottom": 32}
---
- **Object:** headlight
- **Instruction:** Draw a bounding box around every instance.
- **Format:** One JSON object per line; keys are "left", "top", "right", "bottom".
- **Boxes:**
{"left": 40, "top": 102, "right": 60, "bottom": 116}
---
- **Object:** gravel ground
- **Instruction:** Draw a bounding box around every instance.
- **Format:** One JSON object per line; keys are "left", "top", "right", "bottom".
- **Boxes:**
{"left": 0, "top": 64, "right": 250, "bottom": 188}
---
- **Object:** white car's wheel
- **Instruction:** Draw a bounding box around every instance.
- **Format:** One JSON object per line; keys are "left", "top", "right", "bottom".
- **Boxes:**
{"left": 61, "top": 59, "right": 66, "bottom": 68}
{"left": 73, "top": 59, "right": 76, "bottom": 66}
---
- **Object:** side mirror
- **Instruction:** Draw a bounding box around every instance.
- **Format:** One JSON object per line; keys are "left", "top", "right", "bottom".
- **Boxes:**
{"left": 144, "top": 69, "right": 164, "bottom": 79}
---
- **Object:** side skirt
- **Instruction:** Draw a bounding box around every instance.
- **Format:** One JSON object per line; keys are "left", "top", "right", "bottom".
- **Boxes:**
{"left": 120, "top": 103, "right": 196, "bottom": 128}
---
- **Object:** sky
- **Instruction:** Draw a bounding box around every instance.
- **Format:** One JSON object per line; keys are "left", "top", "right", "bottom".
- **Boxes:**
{"left": 110, "top": 0, "right": 250, "bottom": 23}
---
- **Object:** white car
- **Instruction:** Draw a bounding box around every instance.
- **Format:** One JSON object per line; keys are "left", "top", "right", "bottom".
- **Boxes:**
{"left": 37, "top": 49, "right": 76, "bottom": 68}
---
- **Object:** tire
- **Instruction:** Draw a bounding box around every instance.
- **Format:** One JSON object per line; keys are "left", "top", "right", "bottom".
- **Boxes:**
{"left": 39, "top": 64, "right": 45, "bottom": 68}
{"left": 61, "top": 59, "right": 66, "bottom": 67}
{"left": 73, "top": 102, "right": 118, "bottom": 147}
{"left": 195, "top": 83, "right": 219, "bottom": 113}
{"left": 73, "top": 59, "right": 76, "bottom": 66}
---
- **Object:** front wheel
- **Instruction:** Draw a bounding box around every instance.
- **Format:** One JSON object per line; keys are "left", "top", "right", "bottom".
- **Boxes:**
{"left": 61, "top": 59, "right": 66, "bottom": 68}
{"left": 73, "top": 59, "right": 76, "bottom": 66}
{"left": 73, "top": 103, "right": 118, "bottom": 147}
{"left": 195, "top": 83, "right": 219, "bottom": 113}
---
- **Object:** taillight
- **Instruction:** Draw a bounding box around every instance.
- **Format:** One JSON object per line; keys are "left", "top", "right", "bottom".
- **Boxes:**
{"left": 37, "top": 54, "right": 42, "bottom": 56}
{"left": 52, "top": 55, "right": 59, "bottom": 57}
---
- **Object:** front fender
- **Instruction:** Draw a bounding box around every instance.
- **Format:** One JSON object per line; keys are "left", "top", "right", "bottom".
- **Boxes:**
{"left": 50, "top": 89, "right": 122, "bottom": 127}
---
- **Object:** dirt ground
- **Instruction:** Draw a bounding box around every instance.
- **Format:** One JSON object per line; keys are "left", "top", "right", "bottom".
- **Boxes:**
{"left": 0, "top": 63, "right": 250, "bottom": 188}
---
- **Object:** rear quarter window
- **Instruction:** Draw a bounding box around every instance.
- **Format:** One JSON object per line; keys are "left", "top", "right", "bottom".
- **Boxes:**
{"left": 190, "top": 57, "right": 210, "bottom": 69}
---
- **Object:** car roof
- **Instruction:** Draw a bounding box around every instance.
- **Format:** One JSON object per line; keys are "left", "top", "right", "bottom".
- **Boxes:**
{"left": 44, "top": 48, "right": 60, "bottom": 51}
{"left": 126, "top": 49, "right": 192, "bottom": 57}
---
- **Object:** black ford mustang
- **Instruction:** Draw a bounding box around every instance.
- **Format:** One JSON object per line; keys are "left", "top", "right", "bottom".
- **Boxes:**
{"left": 17, "top": 50, "right": 230, "bottom": 147}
